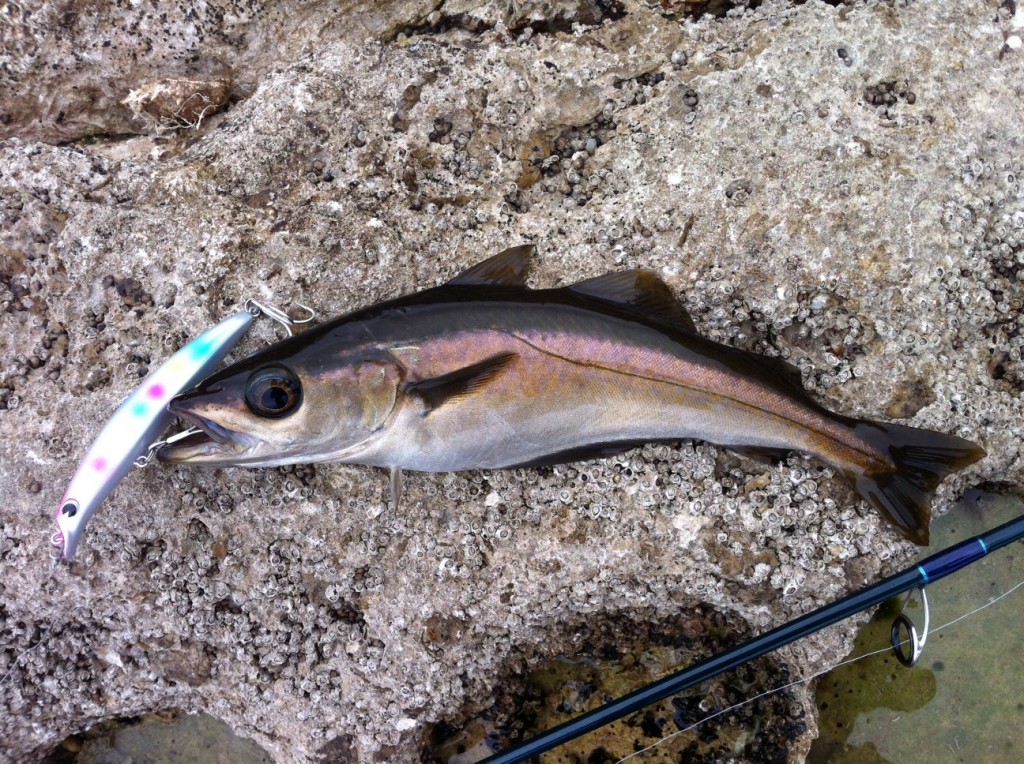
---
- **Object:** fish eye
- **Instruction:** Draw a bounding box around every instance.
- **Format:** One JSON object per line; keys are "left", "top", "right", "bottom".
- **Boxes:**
{"left": 61, "top": 500, "right": 79, "bottom": 518}
{"left": 245, "top": 365, "right": 302, "bottom": 418}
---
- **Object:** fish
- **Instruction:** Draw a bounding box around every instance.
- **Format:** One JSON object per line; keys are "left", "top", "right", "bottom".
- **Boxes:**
{"left": 53, "top": 309, "right": 256, "bottom": 561}
{"left": 157, "top": 245, "right": 985, "bottom": 544}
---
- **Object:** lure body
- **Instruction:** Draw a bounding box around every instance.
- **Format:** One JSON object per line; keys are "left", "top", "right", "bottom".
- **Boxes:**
{"left": 158, "top": 246, "right": 984, "bottom": 544}
{"left": 53, "top": 310, "right": 255, "bottom": 560}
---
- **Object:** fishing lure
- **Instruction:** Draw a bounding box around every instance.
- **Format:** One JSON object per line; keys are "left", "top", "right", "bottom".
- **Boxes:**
{"left": 51, "top": 301, "right": 313, "bottom": 562}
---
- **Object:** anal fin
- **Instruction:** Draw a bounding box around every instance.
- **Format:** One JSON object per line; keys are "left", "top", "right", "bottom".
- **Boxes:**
{"left": 507, "top": 440, "right": 657, "bottom": 469}
{"left": 729, "top": 445, "right": 792, "bottom": 465}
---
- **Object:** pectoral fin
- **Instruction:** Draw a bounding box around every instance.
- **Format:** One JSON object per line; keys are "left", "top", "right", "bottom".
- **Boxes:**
{"left": 406, "top": 352, "right": 518, "bottom": 414}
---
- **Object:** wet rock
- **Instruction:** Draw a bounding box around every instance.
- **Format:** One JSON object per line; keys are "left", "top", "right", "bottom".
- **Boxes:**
{"left": 72, "top": 711, "right": 274, "bottom": 764}
{"left": 885, "top": 378, "right": 937, "bottom": 420}
{"left": 2, "top": 0, "right": 1022, "bottom": 762}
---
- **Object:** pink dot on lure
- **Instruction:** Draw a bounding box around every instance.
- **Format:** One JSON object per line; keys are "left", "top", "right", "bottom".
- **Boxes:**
{"left": 147, "top": 384, "right": 165, "bottom": 399}
{"left": 93, "top": 457, "right": 107, "bottom": 472}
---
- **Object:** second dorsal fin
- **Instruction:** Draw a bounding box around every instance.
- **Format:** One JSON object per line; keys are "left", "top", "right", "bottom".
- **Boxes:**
{"left": 569, "top": 270, "right": 697, "bottom": 333}
{"left": 448, "top": 245, "right": 535, "bottom": 287}
{"left": 752, "top": 353, "right": 807, "bottom": 393}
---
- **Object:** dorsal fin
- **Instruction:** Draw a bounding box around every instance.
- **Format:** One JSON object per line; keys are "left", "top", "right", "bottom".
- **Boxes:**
{"left": 569, "top": 270, "right": 697, "bottom": 333}
{"left": 711, "top": 340, "right": 807, "bottom": 395}
{"left": 448, "top": 245, "right": 534, "bottom": 287}
{"left": 756, "top": 354, "right": 806, "bottom": 392}
{"left": 738, "top": 350, "right": 806, "bottom": 393}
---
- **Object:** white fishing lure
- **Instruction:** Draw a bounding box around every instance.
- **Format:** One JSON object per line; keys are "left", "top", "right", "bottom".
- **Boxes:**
{"left": 52, "top": 310, "right": 256, "bottom": 561}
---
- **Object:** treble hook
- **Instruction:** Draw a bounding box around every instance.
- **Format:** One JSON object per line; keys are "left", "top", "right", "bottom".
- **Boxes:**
{"left": 245, "top": 299, "right": 316, "bottom": 337}
{"left": 49, "top": 531, "right": 65, "bottom": 571}
{"left": 891, "top": 586, "right": 930, "bottom": 667}
{"left": 134, "top": 427, "right": 204, "bottom": 468}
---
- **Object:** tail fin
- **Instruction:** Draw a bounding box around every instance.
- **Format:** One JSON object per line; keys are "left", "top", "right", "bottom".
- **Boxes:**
{"left": 845, "top": 421, "right": 985, "bottom": 545}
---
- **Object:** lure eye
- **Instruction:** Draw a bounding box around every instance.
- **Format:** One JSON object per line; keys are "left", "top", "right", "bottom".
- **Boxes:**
{"left": 245, "top": 365, "right": 302, "bottom": 418}
{"left": 61, "top": 500, "right": 79, "bottom": 518}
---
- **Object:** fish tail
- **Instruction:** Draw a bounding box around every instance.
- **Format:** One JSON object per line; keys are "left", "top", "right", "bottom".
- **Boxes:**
{"left": 844, "top": 421, "right": 985, "bottom": 545}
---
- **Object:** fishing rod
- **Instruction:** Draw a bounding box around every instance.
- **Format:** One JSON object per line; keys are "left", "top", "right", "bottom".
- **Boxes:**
{"left": 480, "top": 512, "right": 1024, "bottom": 764}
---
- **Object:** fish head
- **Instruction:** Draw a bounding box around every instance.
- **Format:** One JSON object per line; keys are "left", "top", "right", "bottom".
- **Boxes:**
{"left": 157, "top": 354, "right": 401, "bottom": 467}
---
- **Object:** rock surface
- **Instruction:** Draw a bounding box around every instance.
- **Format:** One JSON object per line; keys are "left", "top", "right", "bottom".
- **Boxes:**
{"left": 2, "top": 0, "right": 1022, "bottom": 762}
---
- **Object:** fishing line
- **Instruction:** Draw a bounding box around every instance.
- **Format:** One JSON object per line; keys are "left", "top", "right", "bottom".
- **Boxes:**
{"left": 0, "top": 639, "right": 45, "bottom": 690}
{"left": 928, "top": 575, "right": 1024, "bottom": 632}
{"left": 617, "top": 573, "right": 1024, "bottom": 763}
{"left": 1, "top": 550, "right": 60, "bottom": 691}
{"left": 618, "top": 636, "right": 918, "bottom": 763}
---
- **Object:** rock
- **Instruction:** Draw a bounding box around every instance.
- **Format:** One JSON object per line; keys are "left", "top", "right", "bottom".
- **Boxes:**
{"left": 2, "top": 0, "right": 1022, "bottom": 762}
{"left": 0, "top": 0, "right": 440, "bottom": 144}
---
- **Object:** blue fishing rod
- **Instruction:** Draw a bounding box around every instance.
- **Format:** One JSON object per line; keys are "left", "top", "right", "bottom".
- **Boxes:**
{"left": 480, "top": 512, "right": 1024, "bottom": 764}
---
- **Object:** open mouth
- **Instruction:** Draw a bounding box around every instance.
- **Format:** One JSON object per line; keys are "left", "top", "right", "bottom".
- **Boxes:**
{"left": 172, "top": 412, "right": 234, "bottom": 446}
{"left": 156, "top": 404, "right": 249, "bottom": 463}
{"left": 172, "top": 401, "right": 238, "bottom": 442}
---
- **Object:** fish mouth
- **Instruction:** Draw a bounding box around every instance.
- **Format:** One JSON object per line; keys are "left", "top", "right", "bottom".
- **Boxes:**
{"left": 156, "top": 404, "right": 256, "bottom": 464}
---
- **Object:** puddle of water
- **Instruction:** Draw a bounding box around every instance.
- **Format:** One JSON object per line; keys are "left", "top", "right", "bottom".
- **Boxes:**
{"left": 809, "top": 491, "right": 1024, "bottom": 764}
{"left": 426, "top": 611, "right": 810, "bottom": 763}
{"left": 46, "top": 710, "right": 274, "bottom": 764}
